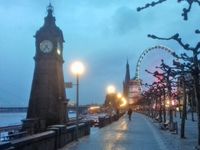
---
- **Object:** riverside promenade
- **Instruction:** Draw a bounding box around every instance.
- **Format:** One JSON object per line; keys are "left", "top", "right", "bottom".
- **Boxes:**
{"left": 60, "top": 113, "right": 168, "bottom": 150}
{"left": 60, "top": 112, "right": 198, "bottom": 150}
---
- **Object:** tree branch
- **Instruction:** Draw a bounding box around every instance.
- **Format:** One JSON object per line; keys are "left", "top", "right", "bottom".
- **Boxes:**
{"left": 181, "top": 0, "right": 192, "bottom": 20}
{"left": 195, "top": 29, "right": 200, "bottom": 34}
{"left": 180, "top": 53, "right": 193, "bottom": 62}
{"left": 148, "top": 33, "right": 194, "bottom": 51}
{"left": 137, "top": 0, "right": 167, "bottom": 11}
{"left": 137, "top": 0, "right": 200, "bottom": 20}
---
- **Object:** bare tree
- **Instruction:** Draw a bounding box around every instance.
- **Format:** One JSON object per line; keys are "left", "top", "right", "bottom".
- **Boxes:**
{"left": 148, "top": 33, "right": 200, "bottom": 145}
{"left": 137, "top": 0, "right": 200, "bottom": 21}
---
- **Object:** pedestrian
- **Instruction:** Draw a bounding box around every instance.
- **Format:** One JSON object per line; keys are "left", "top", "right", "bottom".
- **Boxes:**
{"left": 116, "top": 108, "right": 119, "bottom": 120}
{"left": 127, "top": 108, "right": 132, "bottom": 121}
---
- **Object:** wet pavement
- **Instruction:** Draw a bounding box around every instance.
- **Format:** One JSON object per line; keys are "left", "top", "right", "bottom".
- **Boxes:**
{"left": 59, "top": 113, "right": 168, "bottom": 150}
{"left": 152, "top": 112, "right": 198, "bottom": 150}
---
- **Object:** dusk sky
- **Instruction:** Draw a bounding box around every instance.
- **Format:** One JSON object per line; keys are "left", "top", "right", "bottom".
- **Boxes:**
{"left": 0, "top": 0, "right": 199, "bottom": 106}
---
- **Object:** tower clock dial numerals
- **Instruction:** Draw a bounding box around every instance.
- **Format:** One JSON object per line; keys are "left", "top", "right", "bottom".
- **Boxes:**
{"left": 40, "top": 40, "right": 53, "bottom": 53}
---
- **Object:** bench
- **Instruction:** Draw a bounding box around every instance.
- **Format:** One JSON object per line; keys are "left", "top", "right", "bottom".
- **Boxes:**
{"left": 160, "top": 120, "right": 169, "bottom": 130}
{"left": 155, "top": 115, "right": 162, "bottom": 123}
{"left": 155, "top": 116, "right": 160, "bottom": 121}
{"left": 169, "top": 122, "right": 178, "bottom": 134}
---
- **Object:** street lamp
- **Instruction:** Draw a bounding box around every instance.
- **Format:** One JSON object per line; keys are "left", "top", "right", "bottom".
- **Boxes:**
{"left": 107, "top": 85, "right": 116, "bottom": 94}
{"left": 117, "top": 93, "right": 122, "bottom": 99}
{"left": 120, "top": 97, "right": 127, "bottom": 107}
{"left": 70, "top": 61, "right": 85, "bottom": 140}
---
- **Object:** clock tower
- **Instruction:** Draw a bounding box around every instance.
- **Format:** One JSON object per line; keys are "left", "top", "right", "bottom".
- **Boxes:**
{"left": 25, "top": 4, "right": 67, "bottom": 132}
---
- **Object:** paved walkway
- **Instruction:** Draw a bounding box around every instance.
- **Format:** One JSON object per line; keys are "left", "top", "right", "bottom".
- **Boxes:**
{"left": 60, "top": 113, "right": 168, "bottom": 150}
{"left": 151, "top": 112, "right": 198, "bottom": 150}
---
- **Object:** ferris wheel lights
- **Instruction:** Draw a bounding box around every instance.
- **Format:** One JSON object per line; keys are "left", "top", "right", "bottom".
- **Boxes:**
{"left": 135, "top": 45, "right": 176, "bottom": 80}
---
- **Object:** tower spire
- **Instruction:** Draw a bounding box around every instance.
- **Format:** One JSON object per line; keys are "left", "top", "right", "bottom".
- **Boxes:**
{"left": 125, "top": 59, "right": 130, "bottom": 82}
{"left": 123, "top": 60, "right": 131, "bottom": 99}
{"left": 44, "top": 3, "right": 55, "bottom": 26}
{"left": 47, "top": 3, "right": 54, "bottom": 16}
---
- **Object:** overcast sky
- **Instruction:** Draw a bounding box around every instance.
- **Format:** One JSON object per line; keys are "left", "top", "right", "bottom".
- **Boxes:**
{"left": 0, "top": 0, "right": 199, "bottom": 106}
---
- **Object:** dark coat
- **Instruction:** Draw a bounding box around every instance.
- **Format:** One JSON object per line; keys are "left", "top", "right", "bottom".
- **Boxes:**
{"left": 128, "top": 108, "right": 132, "bottom": 115}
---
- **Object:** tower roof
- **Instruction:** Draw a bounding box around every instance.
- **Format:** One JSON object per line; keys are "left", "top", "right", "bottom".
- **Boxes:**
{"left": 35, "top": 3, "right": 64, "bottom": 42}
{"left": 45, "top": 3, "right": 55, "bottom": 26}
{"left": 124, "top": 60, "right": 130, "bottom": 83}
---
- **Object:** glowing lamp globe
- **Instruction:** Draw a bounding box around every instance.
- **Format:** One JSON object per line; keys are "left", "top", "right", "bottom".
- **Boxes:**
{"left": 70, "top": 61, "right": 85, "bottom": 75}
{"left": 107, "top": 85, "right": 116, "bottom": 94}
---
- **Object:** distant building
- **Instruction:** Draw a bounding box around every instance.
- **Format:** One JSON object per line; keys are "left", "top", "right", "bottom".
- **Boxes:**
{"left": 128, "top": 78, "right": 142, "bottom": 105}
{"left": 123, "top": 60, "right": 130, "bottom": 99}
{"left": 123, "top": 61, "right": 142, "bottom": 106}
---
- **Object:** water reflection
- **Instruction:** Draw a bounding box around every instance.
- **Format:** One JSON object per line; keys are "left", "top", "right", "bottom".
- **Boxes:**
{"left": 103, "top": 120, "right": 128, "bottom": 150}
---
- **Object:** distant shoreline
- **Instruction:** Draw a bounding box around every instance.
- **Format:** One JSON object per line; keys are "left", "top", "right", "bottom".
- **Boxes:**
{"left": 0, "top": 107, "right": 27, "bottom": 113}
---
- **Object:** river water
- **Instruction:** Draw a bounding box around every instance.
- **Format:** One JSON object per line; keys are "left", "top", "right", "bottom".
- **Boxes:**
{"left": 0, "top": 112, "right": 76, "bottom": 127}
{"left": 0, "top": 113, "right": 26, "bottom": 127}
{"left": 0, "top": 112, "right": 77, "bottom": 142}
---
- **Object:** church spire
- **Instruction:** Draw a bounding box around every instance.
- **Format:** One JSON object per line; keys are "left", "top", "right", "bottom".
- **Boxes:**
{"left": 123, "top": 60, "right": 131, "bottom": 99}
{"left": 125, "top": 60, "right": 130, "bottom": 83}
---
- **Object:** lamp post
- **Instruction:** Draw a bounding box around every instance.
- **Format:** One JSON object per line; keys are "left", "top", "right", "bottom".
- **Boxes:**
{"left": 107, "top": 85, "right": 116, "bottom": 94}
{"left": 105, "top": 85, "right": 116, "bottom": 113}
{"left": 70, "top": 61, "right": 85, "bottom": 140}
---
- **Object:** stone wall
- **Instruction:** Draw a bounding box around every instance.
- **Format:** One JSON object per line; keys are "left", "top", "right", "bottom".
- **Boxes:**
{"left": 98, "top": 112, "right": 125, "bottom": 128}
{"left": 0, "top": 122, "right": 90, "bottom": 150}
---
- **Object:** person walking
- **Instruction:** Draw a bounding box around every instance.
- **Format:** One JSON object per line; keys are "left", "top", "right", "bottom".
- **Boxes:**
{"left": 127, "top": 108, "right": 133, "bottom": 121}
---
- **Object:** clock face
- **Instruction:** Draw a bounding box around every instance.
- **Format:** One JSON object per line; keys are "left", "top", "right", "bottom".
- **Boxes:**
{"left": 40, "top": 40, "right": 53, "bottom": 53}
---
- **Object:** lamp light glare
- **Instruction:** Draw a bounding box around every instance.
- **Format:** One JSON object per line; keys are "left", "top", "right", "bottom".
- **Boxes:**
{"left": 107, "top": 85, "right": 116, "bottom": 94}
{"left": 71, "top": 61, "right": 85, "bottom": 75}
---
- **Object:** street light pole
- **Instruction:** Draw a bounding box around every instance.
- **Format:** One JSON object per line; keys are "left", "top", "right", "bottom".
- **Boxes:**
{"left": 76, "top": 74, "right": 79, "bottom": 140}
{"left": 70, "top": 61, "right": 85, "bottom": 141}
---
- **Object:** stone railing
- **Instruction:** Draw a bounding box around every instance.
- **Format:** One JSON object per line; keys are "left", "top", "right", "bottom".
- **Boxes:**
{"left": 0, "top": 122, "right": 90, "bottom": 150}
{"left": 98, "top": 112, "right": 125, "bottom": 128}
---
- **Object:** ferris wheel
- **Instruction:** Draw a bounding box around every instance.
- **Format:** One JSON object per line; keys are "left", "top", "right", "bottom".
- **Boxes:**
{"left": 128, "top": 45, "right": 177, "bottom": 104}
{"left": 135, "top": 45, "right": 177, "bottom": 81}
